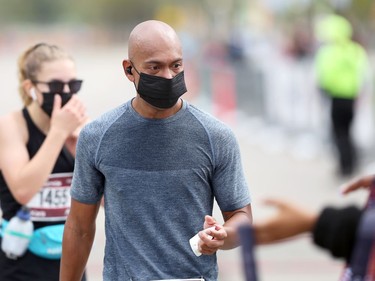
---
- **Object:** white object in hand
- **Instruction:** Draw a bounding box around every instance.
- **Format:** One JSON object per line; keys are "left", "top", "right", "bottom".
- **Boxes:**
{"left": 189, "top": 227, "right": 215, "bottom": 257}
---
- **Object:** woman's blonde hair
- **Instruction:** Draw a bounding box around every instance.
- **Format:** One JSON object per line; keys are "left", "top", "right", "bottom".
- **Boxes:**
{"left": 18, "top": 43, "right": 73, "bottom": 106}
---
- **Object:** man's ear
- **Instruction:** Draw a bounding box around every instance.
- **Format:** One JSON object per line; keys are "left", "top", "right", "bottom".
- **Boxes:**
{"left": 122, "top": 60, "right": 134, "bottom": 81}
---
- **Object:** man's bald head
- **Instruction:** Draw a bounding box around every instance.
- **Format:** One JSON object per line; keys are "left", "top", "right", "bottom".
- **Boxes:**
{"left": 128, "top": 20, "right": 182, "bottom": 62}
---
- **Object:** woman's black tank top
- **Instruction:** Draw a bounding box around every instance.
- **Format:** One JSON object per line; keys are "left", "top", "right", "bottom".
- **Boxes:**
{"left": 0, "top": 108, "right": 74, "bottom": 228}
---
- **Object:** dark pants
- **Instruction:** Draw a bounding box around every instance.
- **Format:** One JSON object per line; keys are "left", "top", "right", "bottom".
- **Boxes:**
{"left": 330, "top": 97, "right": 356, "bottom": 175}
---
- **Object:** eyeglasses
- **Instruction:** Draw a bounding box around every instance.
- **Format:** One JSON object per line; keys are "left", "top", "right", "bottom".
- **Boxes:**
{"left": 32, "top": 79, "right": 83, "bottom": 94}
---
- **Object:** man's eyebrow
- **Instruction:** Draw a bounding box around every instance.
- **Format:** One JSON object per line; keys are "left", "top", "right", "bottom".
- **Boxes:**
{"left": 144, "top": 60, "right": 160, "bottom": 64}
{"left": 144, "top": 58, "right": 183, "bottom": 65}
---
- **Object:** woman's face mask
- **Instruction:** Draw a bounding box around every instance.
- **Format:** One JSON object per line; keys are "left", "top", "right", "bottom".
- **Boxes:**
{"left": 131, "top": 64, "right": 187, "bottom": 109}
{"left": 41, "top": 92, "right": 74, "bottom": 116}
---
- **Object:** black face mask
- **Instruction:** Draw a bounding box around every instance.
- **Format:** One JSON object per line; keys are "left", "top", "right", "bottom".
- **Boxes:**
{"left": 41, "top": 92, "right": 74, "bottom": 116}
{"left": 134, "top": 70, "right": 187, "bottom": 109}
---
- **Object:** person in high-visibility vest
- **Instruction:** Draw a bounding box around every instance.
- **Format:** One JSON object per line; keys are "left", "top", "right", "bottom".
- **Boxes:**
{"left": 315, "top": 14, "right": 369, "bottom": 176}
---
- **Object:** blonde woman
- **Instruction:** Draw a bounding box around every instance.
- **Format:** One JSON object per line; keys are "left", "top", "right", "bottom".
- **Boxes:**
{"left": 0, "top": 43, "right": 88, "bottom": 280}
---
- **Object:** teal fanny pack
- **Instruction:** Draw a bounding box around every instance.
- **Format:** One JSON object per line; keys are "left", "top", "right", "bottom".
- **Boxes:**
{"left": 1, "top": 220, "right": 64, "bottom": 260}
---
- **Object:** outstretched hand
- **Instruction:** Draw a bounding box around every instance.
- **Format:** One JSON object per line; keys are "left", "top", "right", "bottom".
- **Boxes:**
{"left": 340, "top": 174, "right": 375, "bottom": 195}
{"left": 253, "top": 198, "right": 317, "bottom": 245}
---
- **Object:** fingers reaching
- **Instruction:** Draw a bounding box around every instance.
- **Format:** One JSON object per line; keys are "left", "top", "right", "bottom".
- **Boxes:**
{"left": 340, "top": 174, "right": 375, "bottom": 195}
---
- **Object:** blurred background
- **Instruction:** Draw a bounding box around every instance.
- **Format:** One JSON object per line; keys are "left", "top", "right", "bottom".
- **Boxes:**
{"left": 1, "top": 0, "right": 375, "bottom": 280}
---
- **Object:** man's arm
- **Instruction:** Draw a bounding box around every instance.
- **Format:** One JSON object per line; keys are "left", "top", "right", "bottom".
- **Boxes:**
{"left": 60, "top": 198, "right": 101, "bottom": 281}
{"left": 221, "top": 204, "right": 253, "bottom": 249}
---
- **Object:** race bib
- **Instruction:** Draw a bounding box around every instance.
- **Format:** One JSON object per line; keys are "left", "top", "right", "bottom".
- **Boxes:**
{"left": 26, "top": 173, "right": 72, "bottom": 221}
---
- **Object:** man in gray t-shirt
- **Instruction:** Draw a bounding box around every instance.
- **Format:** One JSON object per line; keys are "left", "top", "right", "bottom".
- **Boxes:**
{"left": 60, "top": 20, "right": 252, "bottom": 281}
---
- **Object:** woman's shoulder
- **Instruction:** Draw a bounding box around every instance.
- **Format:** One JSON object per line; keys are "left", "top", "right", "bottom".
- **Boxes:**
{"left": 0, "top": 110, "right": 21, "bottom": 127}
{"left": 0, "top": 110, "right": 27, "bottom": 142}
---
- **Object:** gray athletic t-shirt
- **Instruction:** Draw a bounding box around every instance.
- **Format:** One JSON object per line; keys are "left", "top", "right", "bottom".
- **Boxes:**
{"left": 71, "top": 100, "right": 251, "bottom": 281}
